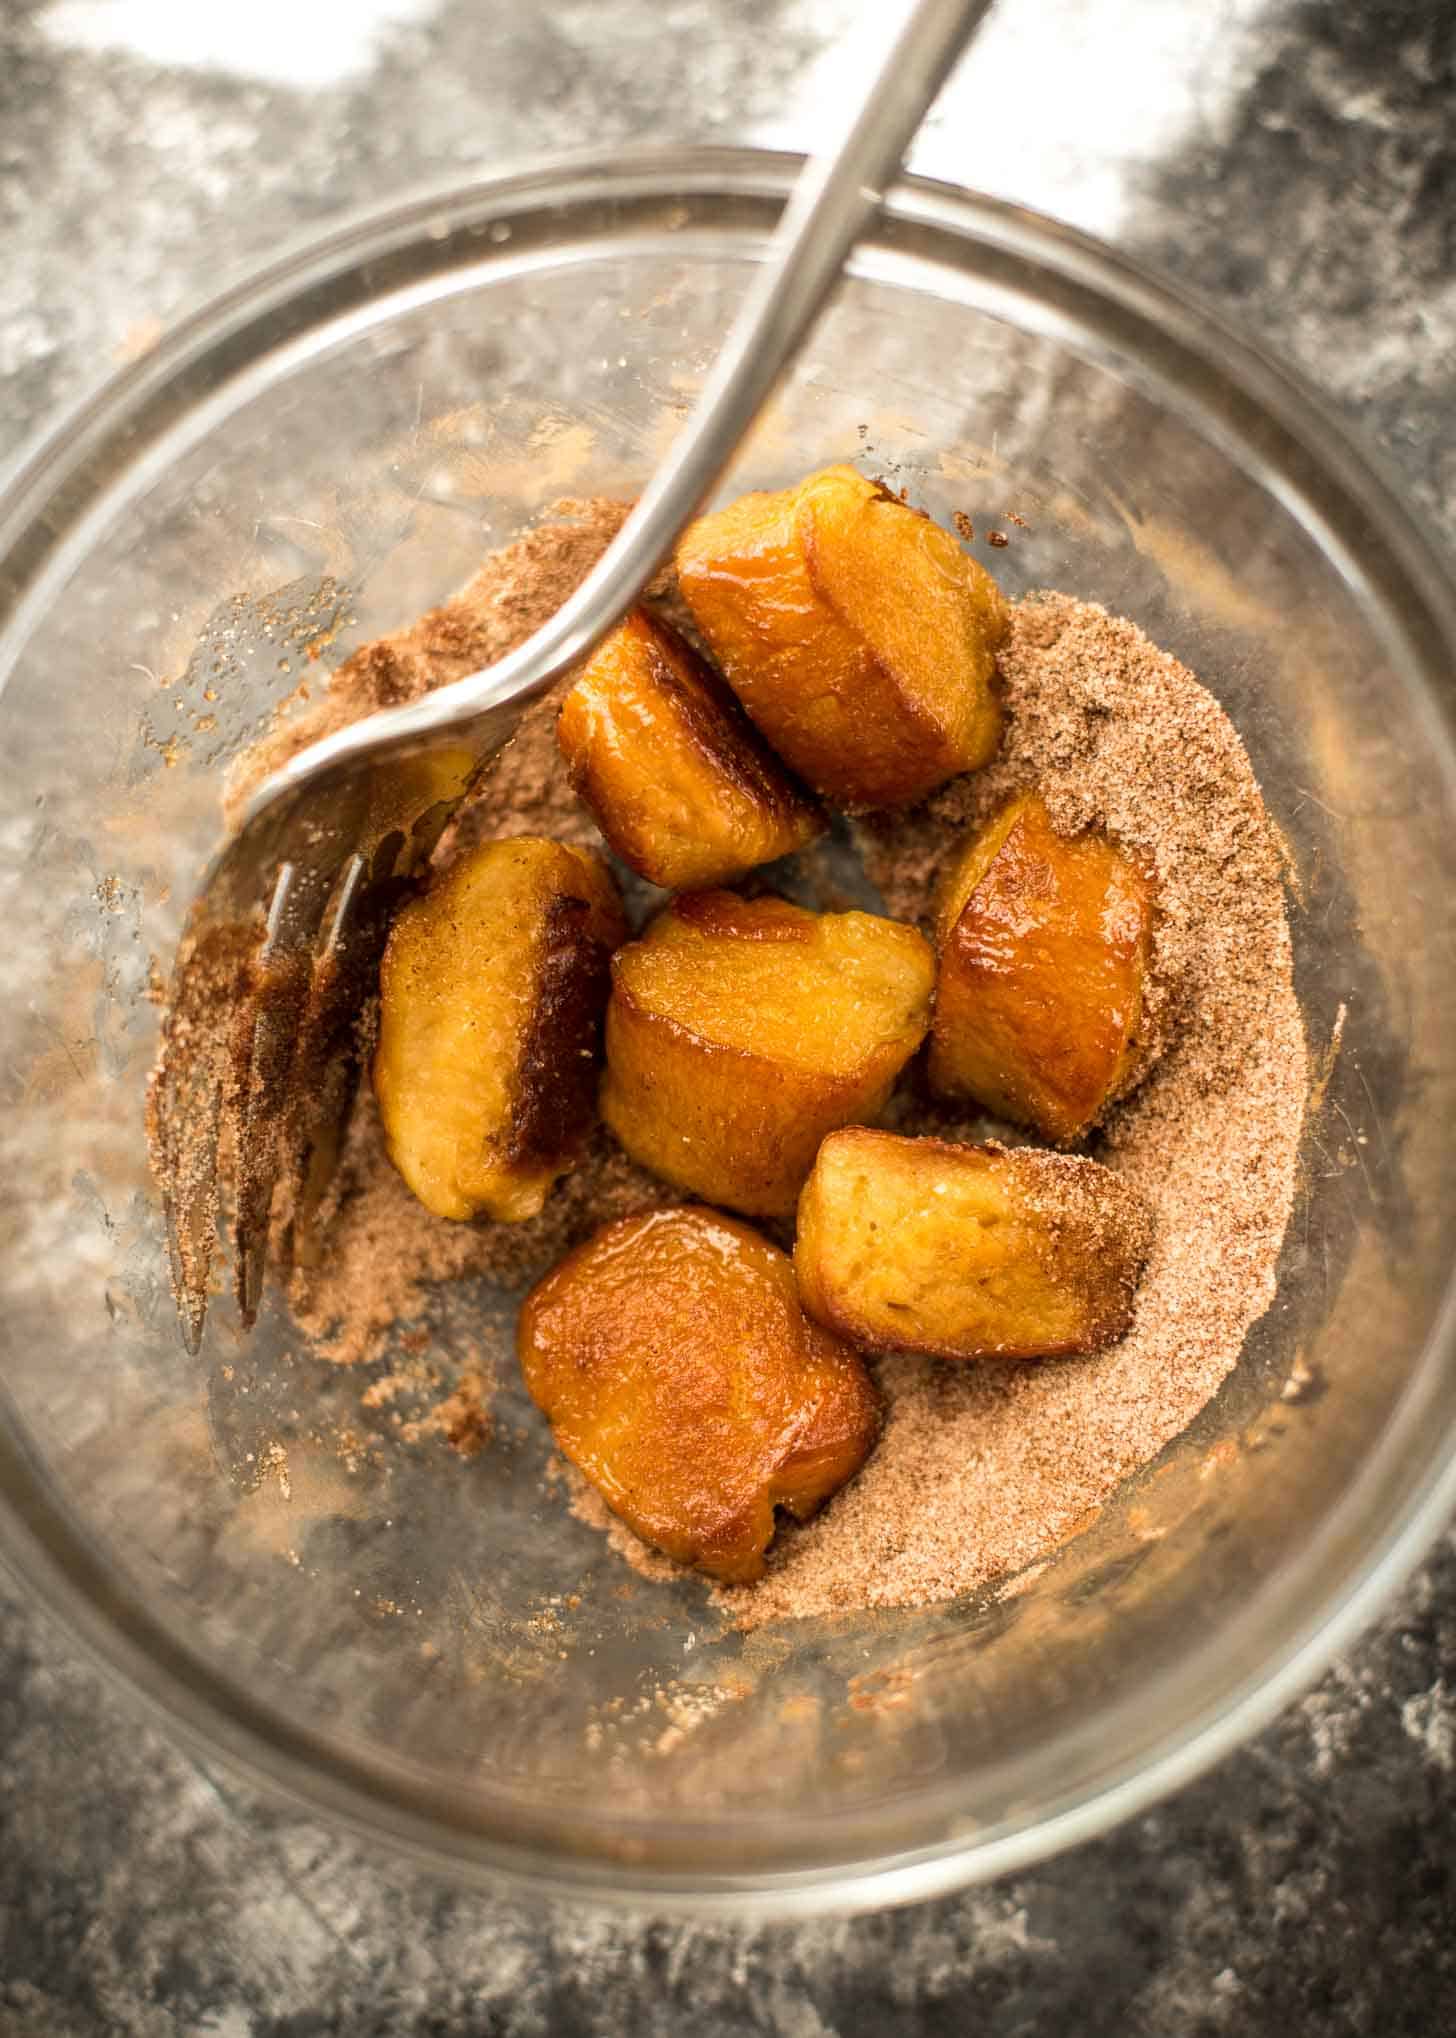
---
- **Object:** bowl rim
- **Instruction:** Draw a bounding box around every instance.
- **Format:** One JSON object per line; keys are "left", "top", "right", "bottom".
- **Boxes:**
{"left": 2, "top": 141, "right": 1456, "bottom": 1917}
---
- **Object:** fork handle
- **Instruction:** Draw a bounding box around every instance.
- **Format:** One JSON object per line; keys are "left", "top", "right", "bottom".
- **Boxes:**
{"left": 243, "top": 0, "right": 995, "bottom": 820}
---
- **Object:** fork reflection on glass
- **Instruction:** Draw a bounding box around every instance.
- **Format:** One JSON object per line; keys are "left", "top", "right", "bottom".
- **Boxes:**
{"left": 147, "top": 0, "right": 995, "bottom": 1351}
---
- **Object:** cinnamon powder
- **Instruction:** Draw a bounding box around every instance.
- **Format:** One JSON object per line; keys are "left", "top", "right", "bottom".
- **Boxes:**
{"left": 224, "top": 510, "right": 1304, "bottom": 1619}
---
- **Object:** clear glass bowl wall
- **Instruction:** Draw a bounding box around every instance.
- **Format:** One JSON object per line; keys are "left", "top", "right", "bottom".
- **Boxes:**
{"left": 1, "top": 152, "right": 1454, "bottom": 1911}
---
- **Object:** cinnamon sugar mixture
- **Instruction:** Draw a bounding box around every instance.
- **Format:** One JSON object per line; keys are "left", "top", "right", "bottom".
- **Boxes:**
{"left": 228, "top": 501, "right": 1306, "bottom": 1622}
{"left": 732, "top": 597, "right": 1306, "bottom": 1625}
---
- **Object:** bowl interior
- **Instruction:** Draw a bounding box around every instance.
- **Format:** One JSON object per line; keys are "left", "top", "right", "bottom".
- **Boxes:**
{"left": 1, "top": 157, "right": 1454, "bottom": 1904}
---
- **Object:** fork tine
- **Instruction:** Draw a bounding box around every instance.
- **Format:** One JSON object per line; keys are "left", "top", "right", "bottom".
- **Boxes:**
{"left": 280, "top": 1046, "right": 360, "bottom": 1274}
{"left": 153, "top": 1023, "right": 223, "bottom": 1358}
{"left": 160, "top": 1100, "right": 221, "bottom": 1357}
{"left": 147, "top": 918, "right": 256, "bottom": 1353}
{"left": 225, "top": 858, "right": 337, "bottom": 1327}
{"left": 272, "top": 854, "right": 404, "bottom": 1277}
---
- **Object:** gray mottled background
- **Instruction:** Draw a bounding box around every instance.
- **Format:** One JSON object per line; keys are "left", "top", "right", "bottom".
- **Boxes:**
{"left": 3, "top": 1, "right": 1455, "bottom": 2032}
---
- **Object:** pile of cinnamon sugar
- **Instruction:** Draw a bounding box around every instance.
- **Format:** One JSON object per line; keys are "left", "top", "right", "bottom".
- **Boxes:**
{"left": 226, "top": 501, "right": 1305, "bottom": 1619}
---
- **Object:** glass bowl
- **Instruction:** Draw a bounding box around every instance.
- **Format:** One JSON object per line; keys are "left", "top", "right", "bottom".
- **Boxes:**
{"left": 1, "top": 147, "right": 1454, "bottom": 1915}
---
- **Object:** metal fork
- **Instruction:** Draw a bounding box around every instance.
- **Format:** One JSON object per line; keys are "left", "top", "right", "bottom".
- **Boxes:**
{"left": 150, "top": 0, "right": 995, "bottom": 1351}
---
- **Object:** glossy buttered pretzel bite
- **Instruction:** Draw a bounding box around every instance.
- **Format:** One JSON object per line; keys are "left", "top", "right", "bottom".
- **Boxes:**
{"left": 601, "top": 890, "right": 934, "bottom": 1219}
{"left": 795, "top": 1127, "right": 1155, "bottom": 1362}
{"left": 375, "top": 836, "right": 626, "bottom": 1222}
{"left": 929, "top": 793, "right": 1155, "bottom": 1143}
{"left": 519, "top": 1205, "right": 881, "bottom": 1582}
{"left": 675, "top": 464, "right": 1007, "bottom": 811}
{"left": 557, "top": 606, "right": 824, "bottom": 890}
